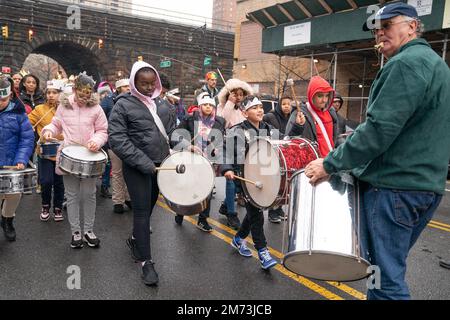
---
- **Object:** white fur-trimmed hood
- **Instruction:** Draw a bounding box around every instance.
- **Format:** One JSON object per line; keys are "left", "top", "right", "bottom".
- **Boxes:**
{"left": 217, "top": 78, "right": 253, "bottom": 106}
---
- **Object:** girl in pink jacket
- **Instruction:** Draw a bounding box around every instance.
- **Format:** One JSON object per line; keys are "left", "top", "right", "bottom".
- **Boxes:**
{"left": 42, "top": 73, "right": 108, "bottom": 249}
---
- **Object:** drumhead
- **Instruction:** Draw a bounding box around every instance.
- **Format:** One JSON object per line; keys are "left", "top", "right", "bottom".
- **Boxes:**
{"left": 157, "top": 151, "right": 215, "bottom": 206}
{"left": 61, "top": 145, "right": 106, "bottom": 161}
{"left": 244, "top": 139, "right": 281, "bottom": 208}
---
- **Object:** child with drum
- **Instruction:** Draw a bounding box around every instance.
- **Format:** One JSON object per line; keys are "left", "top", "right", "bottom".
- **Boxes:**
{"left": 221, "top": 95, "right": 304, "bottom": 269}
{"left": 216, "top": 79, "right": 253, "bottom": 230}
{"left": 108, "top": 61, "right": 176, "bottom": 286}
{"left": 0, "top": 76, "right": 35, "bottom": 241}
{"left": 263, "top": 95, "right": 306, "bottom": 223}
{"left": 42, "top": 73, "right": 108, "bottom": 249}
{"left": 173, "top": 93, "right": 226, "bottom": 232}
{"left": 28, "top": 80, "right": 65, "bottom": 222}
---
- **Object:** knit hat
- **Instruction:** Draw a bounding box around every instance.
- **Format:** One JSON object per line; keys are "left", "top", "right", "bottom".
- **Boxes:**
{"left": 97, "top": 85, "right": 112, "bottom": 95}
{"left": 0, "top": 78, "right": 12, "bottom": 98}
{"left": 74, "top": 72, "right": 95, "bottom": 90}
{"left": 205, "top": 71, "right": 218, "bottom": 81}
{"left": 115, "top": 78, "right": 129, "bottom": 89}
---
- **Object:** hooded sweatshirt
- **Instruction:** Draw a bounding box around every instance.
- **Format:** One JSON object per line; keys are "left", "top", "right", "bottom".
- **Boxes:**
{"left": 306, "top": 76, "right": 335, "bottom": 157}
{"left": 108, "top": 61, "right": 176, "bottom": 174}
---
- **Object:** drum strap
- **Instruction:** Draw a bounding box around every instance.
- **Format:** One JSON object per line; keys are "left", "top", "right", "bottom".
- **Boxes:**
{"left": 143, "top": 101, "right": 170, "bottom": 148}
{"left": 306, "top": 103, "right": 333, "bottom": 154}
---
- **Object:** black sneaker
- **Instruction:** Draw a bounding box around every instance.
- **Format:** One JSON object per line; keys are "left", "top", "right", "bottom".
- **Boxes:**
{"left": 126, "top": 236, "right": 143, "bottom": 261}
{"left": 174, "top": 214, "right": 184, "bottom": 225}
{"left": 219, "top": 202, "right": 228, "bottom": 216}
{"left": 125, "top": 200, "right": 132, "bottom": 210}
{"left": 268, "top": 209, "right": 281, "bottom": 223}
{"left": 277, "top": 208, "right": 287, "bottom": 221}
{"left": 113, "top": 204, "right": 124, "bottom": 214}
{"left": 142, "top": 260, "right": 159, "bottom": 286}
{"left": 197, "top": 219, "right": 213, "bottom": 232}
{"left": 100, "top": 185, "right": 112, "bottom": 198}
{"left": 71, "top": 231, "right": 84, "bottom": 249}
{"left": 84, "top": 231, "right": 100, "bottom": 248}
{"left": 40, "top": 205, "right": 50, "bottom": 221}
{"left": 226, "top": 214, "right": 241, "bottom": 230}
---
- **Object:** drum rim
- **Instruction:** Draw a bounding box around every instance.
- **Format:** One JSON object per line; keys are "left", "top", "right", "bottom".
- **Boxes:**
{"left": 282, "top": 250, "right": 371, "bottom": 282}
{"left": 60, "top": 151, "right": 107, "bottom": 164}
{"left": 0, "top": 168, "right": 37, "bottom": 175}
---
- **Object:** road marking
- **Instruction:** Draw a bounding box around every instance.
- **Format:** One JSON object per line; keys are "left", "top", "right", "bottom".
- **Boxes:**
{"left": 156, "top": 199, "right": 359, "bottom": 300}
{"left": 430, "top": 220, "right": 450, "bottom": 228}
{"left": 428, "top": 223, "right": 450, "bottom": 233}
{"left": 445, "top": 189, "right": 450, "bottom": 192}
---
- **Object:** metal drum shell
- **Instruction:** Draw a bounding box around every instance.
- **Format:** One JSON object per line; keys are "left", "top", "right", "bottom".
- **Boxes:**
{"left": 39, "top": 142, "right": 60, "bottom": 159}
{"left": 0, "top": 169, "right": 37, "bottom": 193}
{"left": 59, "top": 149, "right": 107, "bottom": 178}
{"left": 282, "top": 170, "right": 370, "bottom": 282}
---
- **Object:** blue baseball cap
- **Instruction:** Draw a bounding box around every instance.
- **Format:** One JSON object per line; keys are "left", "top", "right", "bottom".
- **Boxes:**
{"left": 363, "top": 2, "right": 419, "bottom": 31}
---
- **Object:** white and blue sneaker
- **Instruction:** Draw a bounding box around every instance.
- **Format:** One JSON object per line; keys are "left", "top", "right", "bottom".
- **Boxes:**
{"left": 231, "top": 236, "right": 252, "bottom": 257}
{"left": 258, "top": 247, "right": 277, "bottom": 270}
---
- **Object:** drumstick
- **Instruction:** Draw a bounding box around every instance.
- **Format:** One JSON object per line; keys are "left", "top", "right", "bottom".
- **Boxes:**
{"left": 286, "top": 78, "right": 301, "bottom": 114}
{"left": 70, "top": 140, "right": 100, "bottom": 153}
{"left": 155, "top": 164, "right": 186, "bottom": 174}
{"left": 0, "top": 165, "right": 19, "bottom": 170}
{"left": 32, "top": 107, "right": 55, "bottom": 130}
{"left": 234, "top": 175, "right": 263, "bottom": 189}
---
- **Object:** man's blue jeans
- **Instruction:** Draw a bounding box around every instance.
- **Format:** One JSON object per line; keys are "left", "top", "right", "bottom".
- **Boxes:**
{"left": 360, "top": 184, "right": 442, "bottom": 300}
{"left": 225, "top": 179, "right": 236, "bottom": 215}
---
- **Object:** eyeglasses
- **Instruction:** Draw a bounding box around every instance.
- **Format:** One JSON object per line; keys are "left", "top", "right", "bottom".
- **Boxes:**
{"left": 371, "top": 20, "right": 412, "bottom": 35}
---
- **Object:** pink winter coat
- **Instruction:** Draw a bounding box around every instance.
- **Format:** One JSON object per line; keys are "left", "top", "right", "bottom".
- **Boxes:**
{"left": 42, "top": 93, "right": 108, "bottom": 175}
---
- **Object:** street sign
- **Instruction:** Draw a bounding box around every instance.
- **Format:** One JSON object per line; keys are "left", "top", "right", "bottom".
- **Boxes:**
{"left": 203, "top": 56, "right": 212, "bottom": 66}
{"left": 160, "top": 60, "right": 171, "bottom": 68}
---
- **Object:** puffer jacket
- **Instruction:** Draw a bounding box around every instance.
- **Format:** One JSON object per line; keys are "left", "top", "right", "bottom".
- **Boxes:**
{"left": 42, "top": 93, "right": 108, "bottom": 175}
{"left": 108, "top": 61, "right": 176, "bottom": 174}
{"left": 0, "top": 98, "right": 35, "bottom": 166}
{"left": 216, "top": 78, "right": 253, "bottom": 129}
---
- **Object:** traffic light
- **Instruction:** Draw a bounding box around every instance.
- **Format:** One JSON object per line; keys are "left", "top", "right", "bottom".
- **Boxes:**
{"left": 28, "top": 29, "right": 33, "bottom": 42}
{"left": 98, "top": 38, "right": 104, "bottom": 49}
{"left": 2, "top": 25, "right": 8, "bottom": 39}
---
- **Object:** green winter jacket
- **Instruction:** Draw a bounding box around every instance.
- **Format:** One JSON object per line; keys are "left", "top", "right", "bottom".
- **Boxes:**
{"left": 323, "top": 38, "right": 450, "bottom": 194}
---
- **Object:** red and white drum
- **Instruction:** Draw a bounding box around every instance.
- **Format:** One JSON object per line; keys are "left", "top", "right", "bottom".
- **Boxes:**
{"left": 242, "top": 138, "right": 319, "bottom": 209}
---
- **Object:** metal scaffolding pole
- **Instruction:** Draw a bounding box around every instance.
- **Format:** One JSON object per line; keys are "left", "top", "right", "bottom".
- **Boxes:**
{"left": 442, "top": 34, "right": 448, "bottom": 61}
{"left": 310, "top": 51, "right": 314, "bottom": 79}
{"left": 360, "top": 56, "right": 367, "bottom": 123}
{"left": 333, "top": 50, "right": 338, "bottom": 89}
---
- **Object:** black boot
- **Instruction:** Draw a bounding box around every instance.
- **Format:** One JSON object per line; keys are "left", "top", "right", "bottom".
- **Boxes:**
{"left": 1, "top": 216, "right": 16, "bottom": 241}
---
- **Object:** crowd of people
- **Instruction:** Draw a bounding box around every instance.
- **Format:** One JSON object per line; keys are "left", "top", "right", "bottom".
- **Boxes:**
{"left": 0, "top": 2, "right": 449, "bottom": 299}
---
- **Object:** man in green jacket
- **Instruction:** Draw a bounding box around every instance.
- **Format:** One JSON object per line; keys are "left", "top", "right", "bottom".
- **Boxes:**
{"left": 305, "top": 3, "right": 450, "bottom": 300}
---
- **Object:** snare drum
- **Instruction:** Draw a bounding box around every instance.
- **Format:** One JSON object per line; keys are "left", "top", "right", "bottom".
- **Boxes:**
{"left": 242, "top": 138, "right": 319, "bottom": 209}
{"left": 0, "top": 169, "right": 37, "bottom": 193}
{"left": 59, "top": 145, "right": 108, "bottom": 178}
{"left": 39, "top": 142, "right": 60, "bottom": 159}
{"left": 282, "top": 171, "right": 370, "bottom": 282}
{"left": 157, "top": 151, "right": 215, "bottom": 215}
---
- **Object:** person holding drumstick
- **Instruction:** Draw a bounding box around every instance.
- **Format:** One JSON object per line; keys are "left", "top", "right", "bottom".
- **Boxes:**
{"left": 0, "top": 76, "right": 34, "bottom": 242}
{"left": 221, "top": 95, "right": 304, "bottom": 270}
{"left": 28, "top": 80, "right": 65, "bottom": 222}
{"left": 109, "top": 61, "right": 176, "bottom": 286}
{"left": 305, "top": 3, "right": 450, "bottom": 299}
{"left": 173, "top": 93, "right": 226, "bottom": 232}
{"left": 42, "top": 73, "right": 108, "bottom": 249}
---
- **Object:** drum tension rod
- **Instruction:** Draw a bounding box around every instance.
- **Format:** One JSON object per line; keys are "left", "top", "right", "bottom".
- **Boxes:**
{"left": 155, "top": 164, "right": 186, "bottom": 174}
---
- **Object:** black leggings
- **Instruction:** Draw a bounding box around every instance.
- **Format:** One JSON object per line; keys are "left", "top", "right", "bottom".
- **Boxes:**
{"left": 123, "top": 163, "right": 160, "bottom": 261}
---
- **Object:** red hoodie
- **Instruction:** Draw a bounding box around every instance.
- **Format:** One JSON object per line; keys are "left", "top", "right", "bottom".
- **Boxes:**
{"left": 307, "top": 76, "right": 335, "bottom": 157}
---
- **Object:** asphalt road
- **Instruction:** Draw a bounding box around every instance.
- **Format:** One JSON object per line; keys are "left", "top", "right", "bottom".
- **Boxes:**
{"left": 0, "top": 178, "right": 449, "bottom": 300}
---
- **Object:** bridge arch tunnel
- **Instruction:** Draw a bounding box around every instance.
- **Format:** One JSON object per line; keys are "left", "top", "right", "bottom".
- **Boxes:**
{"left": 24, "top": 41, "right": 105, "bottom": 83}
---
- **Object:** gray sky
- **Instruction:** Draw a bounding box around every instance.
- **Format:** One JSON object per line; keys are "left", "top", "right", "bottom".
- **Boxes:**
{"left": 132, "top": 0, "right": 213, "bottom": 27}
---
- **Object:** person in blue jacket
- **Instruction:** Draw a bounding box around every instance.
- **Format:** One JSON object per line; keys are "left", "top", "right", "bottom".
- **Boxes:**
{"left": 0, "top": 76, "right": 35, "bottom": 241}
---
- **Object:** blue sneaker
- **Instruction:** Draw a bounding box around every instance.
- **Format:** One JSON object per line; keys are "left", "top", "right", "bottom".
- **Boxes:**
{"left": 258, "top": 248, "right": 277, "bottom": 270}
{"left": 231, "top": 236, "right": 252, "bottom": 257}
